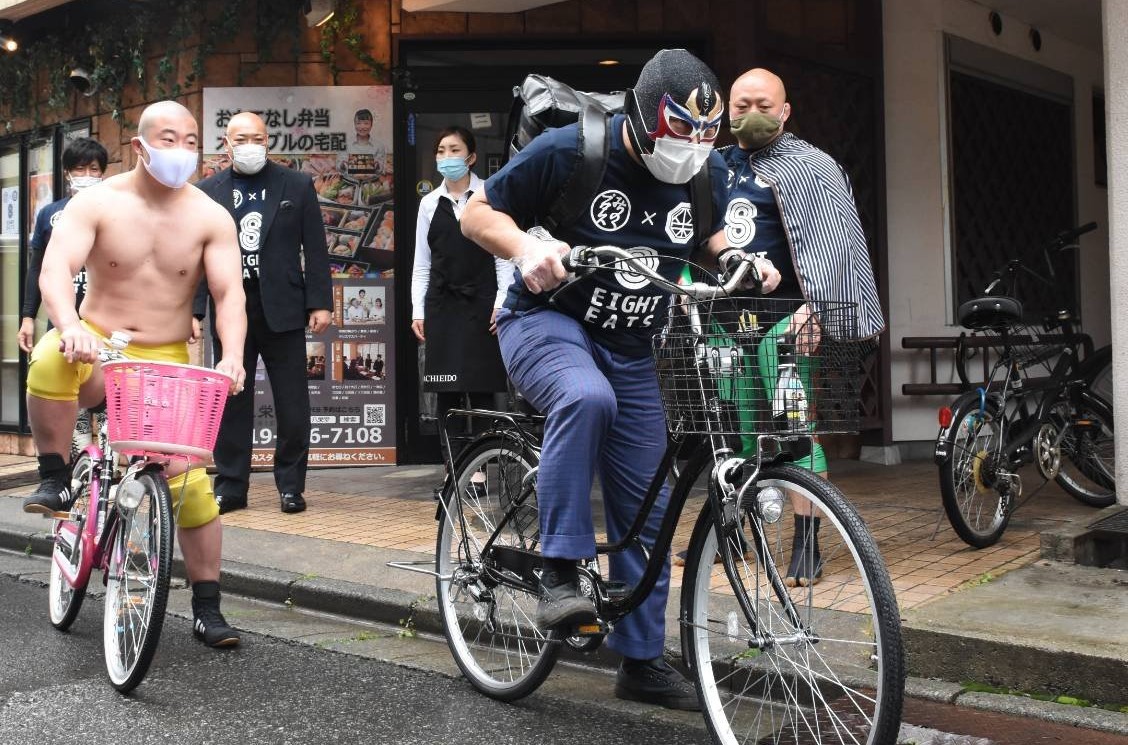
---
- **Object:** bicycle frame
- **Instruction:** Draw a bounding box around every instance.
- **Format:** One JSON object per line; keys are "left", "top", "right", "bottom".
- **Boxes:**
{"left": 52, "top": 420, "right": 152, "bottom": 593}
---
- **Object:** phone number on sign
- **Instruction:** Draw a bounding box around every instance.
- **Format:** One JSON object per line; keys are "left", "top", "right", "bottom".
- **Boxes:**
{"left": 252, "top": 427, "right": 383, "bottom": 445}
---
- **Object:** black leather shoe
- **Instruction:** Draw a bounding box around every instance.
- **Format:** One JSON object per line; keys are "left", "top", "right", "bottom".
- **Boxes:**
{"left": 536, "top": 568, "right": 597, "bottom": 630}
{"left": 280, "top": 492, "right": 306, "bottom": 514}
{"left": 215, "top": 494, "right": 247, "bottom": 515}
{"left": 615, "top": 656, "right": 701, "bottom": 711}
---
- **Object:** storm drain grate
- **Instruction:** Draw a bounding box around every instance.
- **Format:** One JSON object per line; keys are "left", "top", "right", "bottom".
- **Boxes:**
{"left": 1089, "top": 510, "right": 1128, "bottom": 535}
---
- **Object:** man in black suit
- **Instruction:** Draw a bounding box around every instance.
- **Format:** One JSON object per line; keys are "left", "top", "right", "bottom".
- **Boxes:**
{"left": 195, "top": 111, "right": 332, "bottom": 514}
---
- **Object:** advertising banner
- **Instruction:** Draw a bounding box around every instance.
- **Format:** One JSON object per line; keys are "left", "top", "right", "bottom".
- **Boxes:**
{"left": 203, "top": 86, "right": 396, "bottom": 465}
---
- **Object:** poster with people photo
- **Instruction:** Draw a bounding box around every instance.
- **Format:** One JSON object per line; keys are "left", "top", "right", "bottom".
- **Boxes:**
{"left": 203, "top": 86, "right": 397, "bottom": 466}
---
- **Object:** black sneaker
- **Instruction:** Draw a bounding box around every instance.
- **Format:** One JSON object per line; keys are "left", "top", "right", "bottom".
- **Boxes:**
{"left": 615, "top": 656, "right": 701, "bottom": 711}
{"left": 192, "top": 603, "right": 241, "bottom": 647}
{"left": 536, "top": 568, "right": 597, "bottom": 630}
{"left": 22, "top": 473, "right": 72, "bottom": 516}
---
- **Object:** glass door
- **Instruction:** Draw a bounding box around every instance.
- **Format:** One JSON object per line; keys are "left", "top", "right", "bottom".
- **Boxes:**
{"left": 0, "top": 142, "right": 23, "bottom": 426}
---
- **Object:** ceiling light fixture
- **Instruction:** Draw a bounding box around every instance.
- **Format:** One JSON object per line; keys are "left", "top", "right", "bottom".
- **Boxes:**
{"left": 302, "top": 0, "right": 336, "bottom": 27}
{"left": 0, "top": 21, "right": 17, "bottom": 52}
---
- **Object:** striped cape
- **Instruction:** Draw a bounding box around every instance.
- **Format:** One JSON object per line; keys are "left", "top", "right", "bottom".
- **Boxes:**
{"left": 722, "top": 133, "right": 886, "bottom": 340}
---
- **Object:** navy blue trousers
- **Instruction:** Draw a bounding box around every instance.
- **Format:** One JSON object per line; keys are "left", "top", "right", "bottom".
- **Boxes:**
{"left": 497, "top": 307, "right": 671, "bottom": 660}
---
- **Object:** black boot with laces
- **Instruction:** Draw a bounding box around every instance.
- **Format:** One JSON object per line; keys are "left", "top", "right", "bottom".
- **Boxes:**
{"left": 22, "top": 454, "right": 72, "bottom": 515}
{"left": 191, "top": 581, "right": 241, "bottom": 648}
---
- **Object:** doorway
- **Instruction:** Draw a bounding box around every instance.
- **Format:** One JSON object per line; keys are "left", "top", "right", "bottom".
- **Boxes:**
{"left": 392, "top": 41, "right": 693, "bottom": 464}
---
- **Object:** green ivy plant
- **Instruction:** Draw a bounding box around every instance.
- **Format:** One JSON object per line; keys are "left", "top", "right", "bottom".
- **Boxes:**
{"left": 318, "top": 0, "right": 387, "bottom": 84}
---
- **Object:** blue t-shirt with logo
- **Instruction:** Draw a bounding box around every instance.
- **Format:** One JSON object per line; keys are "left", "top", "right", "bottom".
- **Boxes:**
{"left": 721, "top": 146, "right": 801, "bottom": 300}
{"left": 23, "top": 196, "right": 86, "bottom": 319}
{"left": 486, "top": 114, "right": 728, "bottom": 357}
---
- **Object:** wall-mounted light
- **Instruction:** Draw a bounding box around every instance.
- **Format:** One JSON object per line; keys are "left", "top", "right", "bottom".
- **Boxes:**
{"left": 302, "top": 0, "right": 336, "bottom": 27}
{"left": 0, "top": 21, "right": 18, "bottom": 52}
{"left": 598, "top": 59, "right": 620, "bottom": 66}
{"left": 69, "top": 67, "right": 98, "bottom": 96}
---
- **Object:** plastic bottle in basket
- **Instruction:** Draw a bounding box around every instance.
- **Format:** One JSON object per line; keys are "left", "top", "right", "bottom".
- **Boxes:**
{"left": 772, "top": 338, "right": 808, "bottom": 432}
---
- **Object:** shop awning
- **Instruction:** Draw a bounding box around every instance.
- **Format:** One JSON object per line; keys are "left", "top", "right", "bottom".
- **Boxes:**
{"left": 402, "top": 0, "right": 561, "bottom": 12}
{"left": 0, "top": 0, "right": 73, "bottom": 20}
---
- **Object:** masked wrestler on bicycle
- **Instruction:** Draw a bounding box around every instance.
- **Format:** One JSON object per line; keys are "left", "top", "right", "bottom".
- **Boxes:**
{"left": 462, "top": 49, "right": 780, "bottom": 710}
{"left": 23, "top": 100, "right": 249, "bottom": 648}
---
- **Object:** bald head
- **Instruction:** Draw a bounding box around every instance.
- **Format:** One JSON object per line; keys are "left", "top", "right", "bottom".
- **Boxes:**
{"left": 731, "top": 68, "right": 787, "bottom": 106}
{"left": 226, "top": 111, "right": 267, "bottom": 138}
{"left": 137, "top": 100, "right": 196, "bottom": 140}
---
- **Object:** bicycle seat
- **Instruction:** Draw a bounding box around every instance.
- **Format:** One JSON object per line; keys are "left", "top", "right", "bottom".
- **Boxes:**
{"left": 958, "top": 295, "right": 1023, "bottom": 330}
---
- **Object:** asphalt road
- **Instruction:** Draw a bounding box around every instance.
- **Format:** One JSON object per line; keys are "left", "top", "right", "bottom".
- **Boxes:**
{"left": 0, "top": 574, "right": 717, "bottom": 745}
{"left": 2, "top": 552, "right": 1125, "bottom": 745}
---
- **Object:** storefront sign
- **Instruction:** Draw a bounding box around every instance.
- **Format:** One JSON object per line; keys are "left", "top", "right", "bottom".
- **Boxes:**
{"left": 203, "top": 86, "right": 397, "bottom": 465}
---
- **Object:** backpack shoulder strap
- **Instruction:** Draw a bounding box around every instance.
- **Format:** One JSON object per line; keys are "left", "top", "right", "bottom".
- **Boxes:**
{"left": 690, "top": 166, "right": 713, "bottom": 252}
{"left": 544, "top": 105, "right": 610, "bottom": 233}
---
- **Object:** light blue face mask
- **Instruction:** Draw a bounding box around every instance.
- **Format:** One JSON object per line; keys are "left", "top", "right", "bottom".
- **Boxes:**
{"left": 436, "top": 156, "right": 470, "bottom": 181}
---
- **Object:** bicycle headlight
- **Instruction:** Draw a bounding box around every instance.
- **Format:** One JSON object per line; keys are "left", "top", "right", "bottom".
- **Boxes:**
{"left": 757, "top": 486, "right": 785, "bottom": 523}
{"left": 117, "top": 478, "right": 145, "bottom": 511}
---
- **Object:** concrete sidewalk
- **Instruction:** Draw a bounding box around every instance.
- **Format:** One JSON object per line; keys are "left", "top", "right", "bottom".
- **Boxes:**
{"left": 1, "top": 453, "right": 1126, "bottom": 735}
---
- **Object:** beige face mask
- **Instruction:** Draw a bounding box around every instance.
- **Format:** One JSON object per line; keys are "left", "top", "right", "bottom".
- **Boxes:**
{"left": 730, "top": 111, "right": 784, "bottom": 149}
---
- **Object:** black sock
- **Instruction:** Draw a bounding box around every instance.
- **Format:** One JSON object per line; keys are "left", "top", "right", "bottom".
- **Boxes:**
{"left": 37, "top": 453, "right": 68, "bottom": 479}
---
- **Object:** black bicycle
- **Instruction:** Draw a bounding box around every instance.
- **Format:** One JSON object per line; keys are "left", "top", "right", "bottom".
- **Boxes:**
{"left": 395, "top": 246, "right": 905, "bottom": 745}
{"left": 935, "top": 222, "right": 1115, "bottom": 548}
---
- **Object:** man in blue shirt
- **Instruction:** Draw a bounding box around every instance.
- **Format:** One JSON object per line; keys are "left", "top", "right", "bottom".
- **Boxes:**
{"left": 462, "top": 49, "right": 780, "bottom": 710}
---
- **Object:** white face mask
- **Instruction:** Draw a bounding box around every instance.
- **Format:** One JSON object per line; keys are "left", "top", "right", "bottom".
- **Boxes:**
{"left": 136, "top": 136, "right": 198, "bottom": 189}
{"left": 640, "top": 137, "right": 713, "bottom": 184}
{"left": 69, "top": 175, "right": 102, "bottom": 192}
{"left": 231, "top": 143, "right": 268, "bottom": 175}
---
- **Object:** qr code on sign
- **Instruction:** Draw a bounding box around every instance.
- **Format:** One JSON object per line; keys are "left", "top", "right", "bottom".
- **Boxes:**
{"left": 364, "top": 404, "right": 385, "bottom": 426}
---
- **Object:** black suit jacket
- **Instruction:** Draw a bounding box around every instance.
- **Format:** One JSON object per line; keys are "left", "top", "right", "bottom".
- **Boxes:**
{"left": 193, "top": 160, "right": 332, "bottom": 333}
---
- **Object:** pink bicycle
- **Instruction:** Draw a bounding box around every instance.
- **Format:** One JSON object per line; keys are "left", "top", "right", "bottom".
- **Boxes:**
{"left": 47, "top": 331, "right": 231, "bottom": 693}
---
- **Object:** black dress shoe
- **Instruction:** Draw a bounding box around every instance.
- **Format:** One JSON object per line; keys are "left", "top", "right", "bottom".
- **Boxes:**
{"left": 536, "top": 568, "right": 597, "bottom": 630}
{"left": 280, "top": 492, "right": 306, "bottom": 514}
{"left": 615, "top": 656, "right": 701, "bottom": 711}
{"left": 215, "top": 494, "right": 247, "bottom": 515}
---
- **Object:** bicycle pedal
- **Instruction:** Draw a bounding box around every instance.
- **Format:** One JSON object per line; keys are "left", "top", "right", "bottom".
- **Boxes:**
{"left": 49, "top": 510, "right": 76, "bottom": 521}
{"left": 570, "top": 620, "right": 608, "bottom": 636}
{"left": 603, "top": 581, "right": 632, "bottom": 601}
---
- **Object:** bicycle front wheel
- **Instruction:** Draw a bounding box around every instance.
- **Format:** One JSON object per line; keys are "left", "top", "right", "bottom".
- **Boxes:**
{"left": 435, "top": 435, "right": 560, "bottom": 701}
{"left": 103, "top": 470, "right": 173, "bottom": 693}
{"left": 48, "top": 452, "right": 93, "bottom": 630}
{"left": 682, "top": 462, "right": 904, "bottom": 745}
{"left": 938, "top": 393, "right": 1010, "bottom": 548}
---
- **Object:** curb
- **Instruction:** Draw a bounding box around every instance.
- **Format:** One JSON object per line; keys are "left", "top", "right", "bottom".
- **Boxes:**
{"left": 3, "top": 524, "right": 1127, "bottom": 737}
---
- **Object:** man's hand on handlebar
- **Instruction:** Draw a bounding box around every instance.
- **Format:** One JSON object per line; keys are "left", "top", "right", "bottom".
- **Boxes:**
{"left": 718, "top": 248, "right": 782, "bottom": 293}
{"left": 517, "top": 230, "right": 570, "bottom": 294}
{"left": 58, "top": 323, "right": 101, "bottom": 364}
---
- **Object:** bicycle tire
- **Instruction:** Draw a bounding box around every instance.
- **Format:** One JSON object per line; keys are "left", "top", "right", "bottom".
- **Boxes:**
{"left": 938, "top": 393, "right": 1010, "bottom": 548}
{"left": 1053, "top": 392, "right": 1116, "bottom": 507}
{"left": 48, "top": 452, "right": 93, "bottom": 631}
{"left": 435, "top": 434, "right": 561, "bottom": 701}
{"left": 682, "top": 461, "right": 904, "bottom": 745}
{"left": 103, "top": 470, "right": 173, "bottom": 693}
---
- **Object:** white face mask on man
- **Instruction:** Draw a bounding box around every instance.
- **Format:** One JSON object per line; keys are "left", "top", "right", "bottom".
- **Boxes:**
{"left": 640, "top": 137, "right": 713, "bottom": 184}
{"left": 231, "top": 143, "right": 268, "bottom": 175}
{"left": 135, "top": 136, "right": 198, "bottom": 189}
{"left": 69, "top": 175, "right": 102, "bottom": 191}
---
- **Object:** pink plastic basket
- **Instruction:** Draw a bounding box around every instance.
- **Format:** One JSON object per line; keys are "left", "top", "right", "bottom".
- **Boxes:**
{"left": 103, "top": 361, "right": 232, "bottom": 464}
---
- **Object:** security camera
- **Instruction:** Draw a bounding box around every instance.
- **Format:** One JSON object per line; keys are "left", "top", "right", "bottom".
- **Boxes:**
{"left": 68, "top": 67, "right": 97, "bottom": 96}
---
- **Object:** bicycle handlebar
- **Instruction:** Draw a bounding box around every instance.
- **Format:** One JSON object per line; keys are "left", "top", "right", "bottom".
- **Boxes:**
{"left": 559, "top": 244, "right": 759, "bottom": 301}
{"left": 1049, "top": 221, "right": 1097, "bottom": 250}
{"left": 981, "top": 222, "right": 1098, "bottom": 297}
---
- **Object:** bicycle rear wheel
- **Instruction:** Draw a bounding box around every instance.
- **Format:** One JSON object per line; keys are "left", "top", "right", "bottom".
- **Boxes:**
{"left": 1053, "top": 392, "right": 1116, "bottom": 507}
{"left": 682, "top": 461, "right": 904, "bottom": 745}
{"left": 938, "top": 393, "right": 1010, "bottom": 548}
{"left": 48, "top": 453, "right": 93, "bottom": 630}
{"left": 103, "top": 470, "right": 173, "bottom": 693}
{"left": 435, "top": 434, "right": 560, "bottom": 701}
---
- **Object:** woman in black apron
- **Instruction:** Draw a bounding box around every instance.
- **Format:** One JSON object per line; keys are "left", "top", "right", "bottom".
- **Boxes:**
{"left": 410, "top": 126, "right": 511, "bottom": 456}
